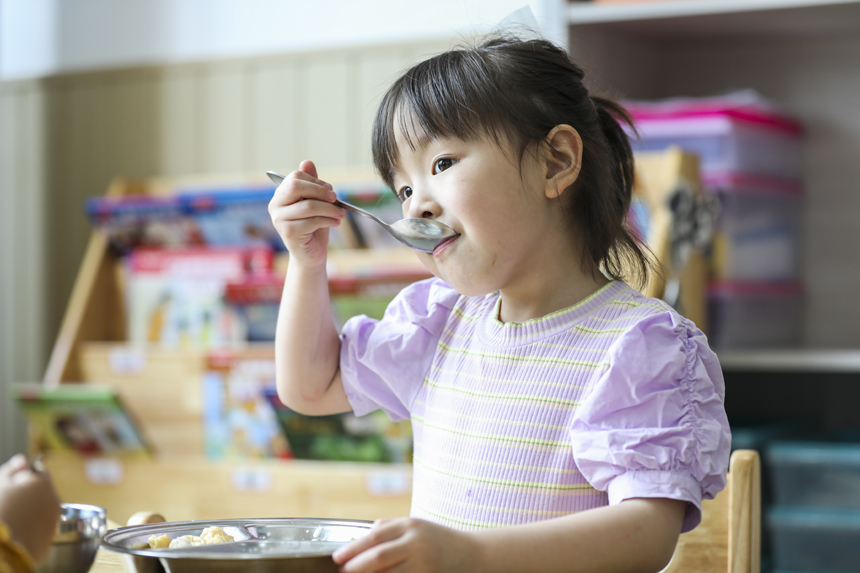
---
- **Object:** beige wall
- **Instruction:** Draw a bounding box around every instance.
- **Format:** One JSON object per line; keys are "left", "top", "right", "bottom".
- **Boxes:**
{"left": 0, "top": 38, "right": 454, "bottom": 460}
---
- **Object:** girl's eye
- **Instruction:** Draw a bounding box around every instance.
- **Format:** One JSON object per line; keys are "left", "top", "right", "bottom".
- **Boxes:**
{"left": 397, "top": 186, "right": 413, "bottom": 202}
{"left": 434, "top": 157, "right": 455, "bottom": 173}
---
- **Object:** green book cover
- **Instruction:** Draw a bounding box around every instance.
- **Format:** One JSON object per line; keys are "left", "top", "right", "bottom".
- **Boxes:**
{"left": 12, "top": 383, "right": 153, "bottom": 458}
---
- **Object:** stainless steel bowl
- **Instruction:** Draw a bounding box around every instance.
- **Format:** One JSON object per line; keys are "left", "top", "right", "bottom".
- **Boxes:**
{"left": 101, "top": 518, "right": 372, "bottom": 573}
{"left": 37, "top": 503, "right": 107, "bottom": 573}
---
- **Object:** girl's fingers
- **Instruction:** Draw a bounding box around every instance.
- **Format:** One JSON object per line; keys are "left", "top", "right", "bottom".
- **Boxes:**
{"left": 276, "top": 217, "right": 342, "bottom": 242}
{"left": 0, "top": 454, "right": 28, "bottom": 476}
{"left": 270, "top": 199, "right": 345, "bottom": 229}
{"left": 332, "top": 519, "right": 406, "bottom": 565}
{"left": 298, "top": 159, "right": 318, "bottom": 179}
{"left": 289, "top": 167, "right": 332, "bottom": 190}
{"left": 271, "top": 177, "right": 337, "bottom": 208}
{"left": 339, "top": 541, "right": 408, "bottom": 573}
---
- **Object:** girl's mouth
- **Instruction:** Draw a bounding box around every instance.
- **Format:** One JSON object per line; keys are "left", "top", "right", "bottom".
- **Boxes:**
{"left": 432, "top": 234, "right": 460, "bottom": 256}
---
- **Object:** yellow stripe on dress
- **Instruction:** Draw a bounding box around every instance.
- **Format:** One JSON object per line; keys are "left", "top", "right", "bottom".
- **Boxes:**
{"left": 413, "top": 456, "right": 594, "bottom": 491}
{"left": 422, "top": 379, "right": 581, "bottom": 408}
{"left": 415, "top": 447, "right": 582, "bottom": 476}
{"left": 412, "top": 414, "right": 573, "bottom": 448}
{"left": 437, "top": 341, "right": 610, "bottom": 369}
{"left": 428, "top": 364, "right": 595, "bottom": 393}
{"left": 412, "top": 400, "right": 572, "bottom": 432}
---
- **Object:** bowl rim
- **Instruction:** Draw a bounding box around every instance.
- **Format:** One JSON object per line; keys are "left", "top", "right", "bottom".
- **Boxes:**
{"left": 100, "top": 517, "right": 373, "bottom": 561}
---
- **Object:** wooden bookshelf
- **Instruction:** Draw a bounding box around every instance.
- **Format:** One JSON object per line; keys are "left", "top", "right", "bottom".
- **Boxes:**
{"left": 38, "top": 173, "right": 416, "bottom": 523}
{"left": 44, "top": 452, "right": 412, "bottom": 526}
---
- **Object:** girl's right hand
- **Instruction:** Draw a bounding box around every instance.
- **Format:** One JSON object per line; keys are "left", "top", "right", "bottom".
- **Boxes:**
{"left": 268, "top": 160, "right": 345, "bottom": 267}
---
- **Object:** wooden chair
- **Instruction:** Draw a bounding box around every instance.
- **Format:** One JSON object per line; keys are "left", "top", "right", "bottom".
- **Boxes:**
{"left": 663, "top": 449, "right": 761, "bottom": 573}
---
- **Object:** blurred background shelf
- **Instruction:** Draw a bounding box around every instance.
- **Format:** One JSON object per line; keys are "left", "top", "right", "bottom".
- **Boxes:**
{"left": 43, "top": 452, "right": 412, "bottom": 526}
{"left": 568, "top": 0, "right": 860, "bottom": 40}
{"left": 719, "top": 349, "right": 860, "bottom": 372}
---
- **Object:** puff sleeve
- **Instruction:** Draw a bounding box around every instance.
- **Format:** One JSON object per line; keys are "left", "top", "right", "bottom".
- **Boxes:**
{"left": 339, "top": 278, "right": 459, "bottom": 420}
{"left": 570, "top": 311, "right": 731, "bottom": 533}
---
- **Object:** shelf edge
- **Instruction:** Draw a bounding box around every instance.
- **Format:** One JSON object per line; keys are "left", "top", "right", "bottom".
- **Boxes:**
{"left": 717, "top": 349, "right": 860, "bottom": 372}
{"left": 567, "top": 0, "right": 860, "bottom": 25}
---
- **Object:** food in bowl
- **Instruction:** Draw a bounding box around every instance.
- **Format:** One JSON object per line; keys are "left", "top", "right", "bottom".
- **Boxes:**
{"left": 147, "top": 525, "right": 234, "bottom": 549}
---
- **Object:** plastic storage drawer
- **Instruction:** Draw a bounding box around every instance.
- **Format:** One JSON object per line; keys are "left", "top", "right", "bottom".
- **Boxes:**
{"left": 626, "top": 99, "right": 803, "bottom": 178}
{"left": 707, "top": 281, "right": 802, "bottom": 349}
{"left": 705, "top": 172, "right": 802, "bottom": 281}
{"left": 767, "top": 441, "right": 860, "bottom": 509}
{"left": 768, "top": 505, "right": 860, "bottom": 573}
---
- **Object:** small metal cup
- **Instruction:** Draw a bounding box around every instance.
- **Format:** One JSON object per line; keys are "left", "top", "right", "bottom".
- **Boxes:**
{"left": 37, "top": 503, "right": 107, "bottom": 573}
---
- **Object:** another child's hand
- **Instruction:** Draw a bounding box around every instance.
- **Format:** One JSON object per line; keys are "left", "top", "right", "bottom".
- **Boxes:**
{"left": 268, "top": 160, "right": 345, "bottom": 267}
{"left": 0, "top": 454, "right": 62, "bottom": 563}
{"left": 332, "top": 517, "right": 482, "bottom": 573}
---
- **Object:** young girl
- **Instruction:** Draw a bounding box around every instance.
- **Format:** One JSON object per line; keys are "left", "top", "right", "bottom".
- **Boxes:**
{"left": 268, "top": 36, "right": 730, "bottom": 573}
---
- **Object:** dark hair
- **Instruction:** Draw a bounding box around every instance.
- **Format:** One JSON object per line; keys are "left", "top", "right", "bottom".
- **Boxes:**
{"left": 371, "top": 35, "right": 652, "bottom": 286}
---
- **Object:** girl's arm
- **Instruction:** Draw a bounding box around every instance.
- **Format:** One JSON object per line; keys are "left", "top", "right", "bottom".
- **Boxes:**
{"left": 268, "top": 160, "right": 352, "bottom": 415}
{"left": 470, "top": 497, "right": 685, "bottom": 573}
{"left": 333, "top": 497, "right": 686, "bottom": 573}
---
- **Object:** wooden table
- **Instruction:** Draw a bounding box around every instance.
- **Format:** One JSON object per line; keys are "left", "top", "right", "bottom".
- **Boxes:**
{"left": 90, "top": 547, "right": 127, "bottom": 573}
{"left": 90, "top": 520, "right": 126, "bottom": 573}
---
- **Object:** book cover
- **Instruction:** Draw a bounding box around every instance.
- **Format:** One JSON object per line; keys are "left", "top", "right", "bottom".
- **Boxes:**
{"left": 86, "top": 183, "right": 367, "bottom": 252}
{"left": 178, "top": 186, "right": 286, "bottom": 252}
{"left": 85, "top": 195, "right": 203, "bottom": 254}
{"left": 201, "top": 350, "right": 290, "bottom": 460}
{"left": 264, "top": 389, "right": 412, "bottom": 463}
{"left": 125, "top": 247, "right": 272, "bottom": 347}
{"left": 223, "top": 261, "right": 432, "bottom": 340}
{"left": 336, "top": 181, "right": 403, "bottom": 249}
{"left": 12, "top": 383, "right": 153, "bottom": 458}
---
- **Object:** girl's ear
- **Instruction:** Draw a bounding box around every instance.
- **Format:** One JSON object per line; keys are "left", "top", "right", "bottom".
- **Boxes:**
{"left": 543, "top": 124, "right": 583, "bottom": 198}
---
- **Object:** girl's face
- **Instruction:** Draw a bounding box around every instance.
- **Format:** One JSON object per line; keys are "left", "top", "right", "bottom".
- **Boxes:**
{"left": 390, "top": 123, "right": 573, "bottom": 300}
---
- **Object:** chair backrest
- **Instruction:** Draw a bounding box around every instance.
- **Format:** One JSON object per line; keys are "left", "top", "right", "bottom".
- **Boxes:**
{"left": 662, "top": 449, "right": 761, "bottom": 573}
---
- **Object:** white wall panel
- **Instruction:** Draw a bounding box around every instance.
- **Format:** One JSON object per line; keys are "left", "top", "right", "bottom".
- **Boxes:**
{"left": 249, "top": 60, "right": 300, "bottom": 173}
{"left": 304, "top": 55, "right": 352, "bottom": 172}
{"left": 200, "top": 63, "right": 250, "bottom": 174}
{"left": 158, "top": 67, "right": 205, "bottom": 175}
{"left": 0, "top": 83, "right": 48, "bottom": 460}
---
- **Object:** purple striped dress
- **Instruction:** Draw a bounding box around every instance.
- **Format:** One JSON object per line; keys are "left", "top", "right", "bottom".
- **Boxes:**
{"left": 340, "top": 279, "right": 730, "bottom": 533}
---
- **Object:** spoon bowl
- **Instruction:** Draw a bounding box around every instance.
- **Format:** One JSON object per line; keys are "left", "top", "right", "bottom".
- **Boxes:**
{"left": 267, "top": 171, "right": 457, "bottom": 253}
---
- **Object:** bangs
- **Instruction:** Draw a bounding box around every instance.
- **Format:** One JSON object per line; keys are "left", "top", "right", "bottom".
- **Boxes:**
{"left": 372, "top": 47, "right": 522, "bottom": 189}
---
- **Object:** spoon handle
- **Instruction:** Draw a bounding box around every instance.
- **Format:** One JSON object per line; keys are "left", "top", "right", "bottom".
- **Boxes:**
{"left": 332, "top": 199, "right": 388, "bottom": 227}
{"left": 27, "top": 453, "right": 44, "bottom": 473}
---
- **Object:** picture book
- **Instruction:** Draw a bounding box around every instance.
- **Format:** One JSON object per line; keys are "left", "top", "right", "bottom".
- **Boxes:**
{"left": 200, "top": 349, "right": 411, "bottom": 463}
{"left": 336, "top": 181, "right": 404, "bottom": 249}
{"left": 85, "top": 195, "right": 198, "bottom": 254}
{"left": 223, "top": 257, "right": 433, "bottom": 340}
{"left": 201, "top": 349, "right": 290, "bottom": 460}
{"left": 12, "top": 383, "right": 152, "bottom": 458}
{"left": 264, "top": 388, "right": 412, "bottom": 463}
{"left": 85, "top": 180, "right": 377, "bottom": 253}
{"left": 178, "top": 186, "right": 286, "bottom": 252}
{"left": 125, "top": 246, "right": 273, "bottom": 347}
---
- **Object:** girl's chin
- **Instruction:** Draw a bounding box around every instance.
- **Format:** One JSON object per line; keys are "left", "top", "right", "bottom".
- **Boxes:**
{"left": 437, "top": 273, "right": 494, "bottom": 298}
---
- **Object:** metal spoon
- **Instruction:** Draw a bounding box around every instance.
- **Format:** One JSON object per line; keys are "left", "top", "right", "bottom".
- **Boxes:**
{"left": 267, "top": 171, "right": 457, "bottom": 253}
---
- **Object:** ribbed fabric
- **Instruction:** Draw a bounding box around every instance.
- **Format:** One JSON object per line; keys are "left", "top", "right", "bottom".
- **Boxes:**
{"left": 409, "top": 281, "right": 666, "bottom": 530}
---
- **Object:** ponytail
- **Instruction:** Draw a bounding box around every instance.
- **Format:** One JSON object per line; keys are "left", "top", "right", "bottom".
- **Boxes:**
{"left": 588, "top": 96, "right": 650, "bottom": 286}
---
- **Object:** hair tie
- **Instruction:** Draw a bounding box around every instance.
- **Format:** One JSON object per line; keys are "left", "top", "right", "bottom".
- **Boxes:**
{"left": 496, "top": 6, "right": 545, "bottom": 42}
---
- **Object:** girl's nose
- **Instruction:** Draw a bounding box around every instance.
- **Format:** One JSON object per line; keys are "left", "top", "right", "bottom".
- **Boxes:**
{"left": 404, "top": 187, "right": 440, "bottom": 220}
